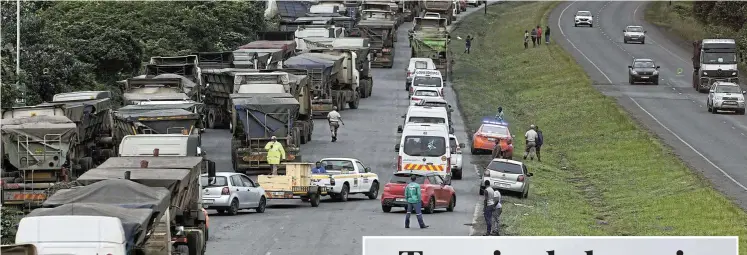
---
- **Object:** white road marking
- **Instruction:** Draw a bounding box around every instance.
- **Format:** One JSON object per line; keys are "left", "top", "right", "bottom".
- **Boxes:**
{"left": 468, "top": 191, "right": 483, "bottom": 236}
{"left": 558, "top": 1, "right": 747, "bottom": 191}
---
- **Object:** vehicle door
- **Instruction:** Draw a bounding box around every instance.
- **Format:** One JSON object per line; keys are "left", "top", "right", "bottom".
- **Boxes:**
{"left": 230, "top": 175, "right": 250, "bottom": 208}
{"left": 345, "top": 160, "right": 361, "bottom": 192}
{"left": 426, "top": 175, "right": 443, "bottom": 206}
{"left": 240, "top": 175, "right": 261, "bottom": 207}
{"left": 356, "top": 160, "right": 371, "bottom": 192}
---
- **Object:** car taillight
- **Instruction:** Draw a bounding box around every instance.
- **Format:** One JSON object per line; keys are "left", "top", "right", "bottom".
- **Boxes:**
{"left": 221, "top": 187, "right": 230, "bottom": 195}
{"left": 483, "top": 169, "right": 490, "bottom": 177}
{"left": 518, "top": 175, "right": 525, "bottom": 182}
{"left": 383, "top": 48, "right": 391, "bottom": 53}
{"left": 397, "top": 156, "right": 402, "bottom": 171}
{"left": 409, "top": 86, "right": 414, "bottom": 93}
{"left": 446, "top": 158, "right": 451, "bottom": 173}
{"left": 440, "top": 88, "right": 444, "bottom": 96}
{"left": 407, "top": 71, "right": 412, "bottom": 77}
{"left": 411, "top": 97, "right": 420, "bottom": 101}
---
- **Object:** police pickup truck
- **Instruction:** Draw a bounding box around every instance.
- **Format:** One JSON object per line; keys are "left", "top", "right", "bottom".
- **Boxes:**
{"left": 311, "top": 158, "right": 380, "bottom": 202}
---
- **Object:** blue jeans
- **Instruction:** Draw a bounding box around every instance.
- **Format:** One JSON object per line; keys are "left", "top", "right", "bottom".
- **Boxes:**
{"left": 484, "top": 205, "right": 493, "bottom": 234}
{"left": 405, "top": 202, "right": 426, "bottom": 228}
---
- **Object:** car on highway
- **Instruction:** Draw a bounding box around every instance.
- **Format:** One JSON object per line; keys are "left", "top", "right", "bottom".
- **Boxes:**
{"left": 467, "top": 0, "right": 480, "bottom": 6}
{"left": 449, "top": 134, "right": 465, "bottom": 179}
{"left": 410, "top": 69, "right": 444, "bottom": 98}
{"left": 623, "top": 25, "right": 646, "bottom": 44}
{"left": 479, "top": 158, "right": 533, "bottom": 198}
{"left": 574, "top": 11, "right": 593, "bottom": 27}
{"left": 311, "top": 158, "right": 380, "bottom": 201}
{"left": 380, "top": 171, "right": 456, "bottom": 213}
{"left": 395, "top": 123, "right": 454, "bottom": 178}
{"left": 398, "top": 105, "right": 454, "bottom": 134}
{"left": 707, "top": 81, "right": 746, "bottom": 115}
{"left": 200, "top": 172, "right": 267, "bottom": 215}
{"left": 471, "top": 117, "right": 513, "bottom": 154}
{"left": 628, "top": 58, "right": 660, "bottom": 85}
{"left": 410, "top": 87, "right": 443, "bottom": 105}
{"left": 406, "top": 58, "right": 437, "bottom": 91}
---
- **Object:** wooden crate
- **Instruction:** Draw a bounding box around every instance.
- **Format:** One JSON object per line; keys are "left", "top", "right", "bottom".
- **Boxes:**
{"left": 257, "top": 175, "right": 293, "bottom": 191}
{"left": 284, "top": 162, "right": 313, "bottom": 187}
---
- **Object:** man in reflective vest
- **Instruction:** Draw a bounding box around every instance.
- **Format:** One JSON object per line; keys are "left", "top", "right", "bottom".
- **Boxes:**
{"left": 265, "top": 136, "right": 286, "bottom": 175}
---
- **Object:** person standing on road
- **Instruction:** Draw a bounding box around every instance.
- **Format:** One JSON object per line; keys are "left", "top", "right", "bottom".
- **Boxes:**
{"left": 404, "top": 175, "right": 429, "bottom": 229}
{"left": 490, "top": 188, "right": 503, "bottom": 236}
{"left": 264, "top": 136, "right": 286, "bottom": 175}
{"left": 465, "top": 35, "right": 473, "bottom": 54}
{"left": 530, "top": 28, "right": 537, "bottom": 47}
{"left": 327, "top": 106, "right": 345, "bottom": 142}
{"left": 536, "top": 26, "right": 543, "bottom": 47}
{"left": 535, "top": 125, "right": 544, "bottom": 162}
{"left": 524, "top": 30, "right": 529, "bottom": 49}
{"left": 544, "top": 26, "right": 551, "bottom": 44}
{"left": 311, "top": 161, "right": 327, "bottom": 174}
{"left": 523, "top": 124, "right": 538, "bottom": 160}
{"left": 483, "top": 185, "right": 496, "bottom": 235}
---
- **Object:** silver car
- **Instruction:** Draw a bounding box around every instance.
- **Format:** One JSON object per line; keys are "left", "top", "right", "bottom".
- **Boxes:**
{"left": 479, "top": 158, "right": 533, "bottom": 198}
{"left": 201, "top": 172, "right": 267, "bottom": 215}
{"left": 707, "top": 81, "right": 746, "bottom": 115}
{"left": 623, "top": 25, "right": 646, "bottom": 44}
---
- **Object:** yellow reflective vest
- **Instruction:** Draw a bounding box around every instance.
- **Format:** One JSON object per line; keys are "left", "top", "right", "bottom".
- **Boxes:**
{"left": 264, "top": 141, "right": 286, "bottom": 165}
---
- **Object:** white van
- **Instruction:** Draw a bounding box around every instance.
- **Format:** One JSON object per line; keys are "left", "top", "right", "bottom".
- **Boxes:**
{"left": 398, "top": 105, "right": 454, "bottom": 134}
{"left": 406, "top": 58, "right": 437, "bottom": 90}
{"left": 395, "top": 123, "right": 452, "bottom": 177}
{"left": 410, "top": 69, "right": 444, "bottom": 98}
{"left": 16, "top": 216, "right": 127, "bottom": 255}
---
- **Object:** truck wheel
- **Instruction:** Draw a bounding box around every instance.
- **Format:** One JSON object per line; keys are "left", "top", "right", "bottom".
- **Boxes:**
{"left": 300, "top": 133, "right": 307, "bottom": 144}
{"left": 453, "top": 169, "right": 462, "bottom": 180}
{"left": 366, "top": 181, "right": 379, "bottom": 199}
{"left": 310, "top": 193, "right": 321, "bottom": 207}
{"left": 307, "top": 132, "right": 312, "bottom": 142}
{"left": 186, "top": 231, "right": 201, "bottom": 255}
{"left": 175, "top": 245, "right": 189, "bottom": 255}
{"left": 207, "top": 112, "right": 216, "bottom": 129}
{"left": 348, "top": 95, "right": 359, "bottom": 109}
{"left": 199, "top": 223, "right": 208, "bottom": 242}
{"left": 424, "top": 196, "right": 436, "bottom": 214}
{"left": 338, "top": 184, "right": 350, "bottom": 202}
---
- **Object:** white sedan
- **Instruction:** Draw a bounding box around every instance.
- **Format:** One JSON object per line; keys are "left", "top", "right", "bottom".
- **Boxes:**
{"left": 201, "top": 172, "right": 267, "bottom": 215}
{"left": 410, "top": 87, "right": 444, "bottom": 106}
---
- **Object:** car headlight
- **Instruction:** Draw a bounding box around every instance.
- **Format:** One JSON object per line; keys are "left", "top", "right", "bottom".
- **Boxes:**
{"left": 703, "top": 72, "right": 708, "bottom": 75}
{"left": 631, "top": 70, "right": 637, "bottom": 74}
{"left": 732, "top": 72, "right": 737, "bottom": 76}
{"left": 653, "top": 70, "right": 659, "bottom": 75}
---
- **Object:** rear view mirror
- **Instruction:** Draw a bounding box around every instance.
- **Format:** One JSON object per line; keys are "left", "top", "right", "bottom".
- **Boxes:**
{"left": 628, "top": 65, "right": 632, "bottom": 69}
{"left": 644, "top": 31, "right": 647, "bottom": 33}
{"left": 207, "top": 160, "right": 216, "bottom": 184}
{"left": 656, "top": 66, "right": 661, "bottom": 69}
{"left": 397, "top": 125, "right": 403, "bottom": 133}
{"left": 459, "top": 143, "right": 465, "bottom": 148}
{"left": 742, "top": 91, "right": 746, "bottom": 95}
{"left": 401, "top": 115, "right": 406, "bottom": 118}
{"left": 394, "top": 144, "right": 401, "bottom": 152}
{"left": 622, "top": 30, "right": 625, "bottom": 32}
{"left": 527, "top": 172, "right": 534, "bottom": 177}
{"left": 449, "top": 127, "right": 455, "bottom": 134}
{"left": 365, "top": 167, "right": 372, "bottom": 173}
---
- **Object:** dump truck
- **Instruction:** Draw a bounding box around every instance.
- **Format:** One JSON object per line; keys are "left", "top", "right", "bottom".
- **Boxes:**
{"left": 274, "top": 0, "right": 314, "bottom": 32}
{"left": 362, "top": 1, "right": 403, "bottom": 27}
{"left": 692, "top": 39, "right": 740, "bottom": 92}
{"left": 257, "top": 162, "right": 328, "bottom": 207}
{"left": 422, "top": 0, "right": 455, "bottom": 24}
{"left": 239, "top": 31, "right": 299, "bottom": 64}
{"left": 112, "top": 104, "right": 204, "bottom": 150}
{"left": 285, "top": 52, "right": 361, "bottom": 117}
{"left": 410, "top": 17, "right": 452, "bottom": 81}
{"left": 16, "top": 134, "right": 215, "bottom": 255}
{"left": 1, "top": 91, "right": 115, "bottom": 209}
{"left": 295, "top": 25, "right": 347, "bottom": 52}
{"left": 305, "top": 37, "right": 375, "bottom": 98}
{"left": 358, "top": 14, "right": 397, "bottom": 68}
{"left": 398, "top": 0, "right": 421, "bottom": 22}
{"left": 146, "top": 55, "right": 201, "bottom": 85}
{"left": 296, "top": 14, "right": 358, "bottom": 37}
{"left": 196, "top": 52, "right": 261, "bottom": 129}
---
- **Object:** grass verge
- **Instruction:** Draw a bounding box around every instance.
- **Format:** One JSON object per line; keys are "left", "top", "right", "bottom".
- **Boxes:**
{"left": 450, "top": 1, "right": 747, "bottom": 251}
{"left": 644, "top": 1, "right": 746, "bottom": 74}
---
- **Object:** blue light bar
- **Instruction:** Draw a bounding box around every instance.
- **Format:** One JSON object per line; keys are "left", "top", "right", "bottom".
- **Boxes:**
{"left": 481, "top": 117, "right": 508, "bottom": 126}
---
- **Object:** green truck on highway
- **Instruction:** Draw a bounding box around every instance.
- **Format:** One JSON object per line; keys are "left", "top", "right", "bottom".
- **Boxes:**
{"left": 409, "top": 17, "right": 452, "bottom": 81}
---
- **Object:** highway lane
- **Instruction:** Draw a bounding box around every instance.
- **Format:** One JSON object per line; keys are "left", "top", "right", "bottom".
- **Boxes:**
{"left": 551, "top": 1, "right": 747, "bottom": 207}
{"left": 201, "top": 7, "right": 486, "bottom": 255}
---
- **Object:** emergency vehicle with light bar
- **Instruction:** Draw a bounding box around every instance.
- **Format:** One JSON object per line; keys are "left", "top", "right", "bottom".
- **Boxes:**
{"left": 472, "top": 117, "right": 513, "bottom": 155}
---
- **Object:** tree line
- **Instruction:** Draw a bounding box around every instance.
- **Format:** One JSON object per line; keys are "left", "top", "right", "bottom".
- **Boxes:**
{"left": 1, "top": 1, "right": 270, "bottom": 108}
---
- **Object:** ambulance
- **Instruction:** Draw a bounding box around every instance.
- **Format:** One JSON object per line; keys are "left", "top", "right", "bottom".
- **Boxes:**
{"left": 394, "top": 123, "right": 452, "bottom": 178}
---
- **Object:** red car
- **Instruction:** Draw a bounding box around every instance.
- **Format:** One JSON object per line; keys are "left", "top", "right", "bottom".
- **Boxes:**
{"left": 381, "top": 171, "right": 456, "bottom": 214}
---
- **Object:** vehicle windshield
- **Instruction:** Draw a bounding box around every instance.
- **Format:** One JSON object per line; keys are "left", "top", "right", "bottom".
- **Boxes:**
{"left": 320, "top": 160, "right": 355, "bottom": 174}
{"left": 627, "top": 27, "right": 642, "bottom": 32}
{"left": 200, "top": 176, "right": 228, "bottom": 187}
{"left": 576, "top": 11, "right": 591, "bottom": 16}
{"left": 703, "top": 52, "right": 738, "bottom": 64}
{"left": 390, "top": 174, "right": 426, "bottom": 184}
{"left": 634, "top": 61, "right": 655, "bottom": 68}
{"left": 480, "top": 124, "right": 509, "bottom": 136}
{"left": 487, "top": 161, "right": 523, "bottom": 174}
{"left": 403, "top": 136, "right": 447, "bottom": 157}
{"left": 414, "top": 61, "right": 429, "bottom": 69}
{"left": 414, "top": 90, "right": 440, "bottom": 97}
{"left": 716, "top": 85, "right": 741, "bottom": 93}
{"left": 408, "top": 116, "right": 446, "bottom": 124}
{"left": 413, "top": 76, "right": 442, "bottom": 87}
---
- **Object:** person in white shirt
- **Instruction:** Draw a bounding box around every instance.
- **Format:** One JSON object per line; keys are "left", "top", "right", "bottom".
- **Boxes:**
{"left": 327, "top": 106, "right": 345, "bottom": 142}
{"left": 490, "top": 189, "right": 502, "bottom": 236}
{"left": 483, "top": 186, "right": 496, "bottom": 236}
{"left": 524, "top": 124, "right": 538, "bottom": 160}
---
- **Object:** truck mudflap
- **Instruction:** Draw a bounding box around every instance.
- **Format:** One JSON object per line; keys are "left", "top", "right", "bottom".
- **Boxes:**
{"left": 1, "top": 182, "right": 57, "bottom": 209}
{"left": 312, "top": 99, "right": 335, "bottom": 119}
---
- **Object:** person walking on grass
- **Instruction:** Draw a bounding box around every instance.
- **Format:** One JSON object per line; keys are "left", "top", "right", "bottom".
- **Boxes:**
{"left": 524, "top": 30, "right": 529, "bottom": 49}
{"left": 544, "top": 26, "right": 551, "bottom": 44}
{"left": 404, "top": 175, "right": 429, "bottom": 229}
{"left": 536, "top": 26, "right": 543, "bottom": 47}
{"left": 535, "top": 125, "right": 544, "bottom": 162}
{"left": 490, "top": 188, "right": 503, "bottom": 236}
{"left": 524, "top": 124, "right": 538, "bottom": 160}
{"left": 483, "top": 185, "right": 496, "bottom": 235}
{"left": 530, "top": 28, "right": 537, "bottom": 47}
{"left": 465, "top": 35, "right": 473, "bottom": 54}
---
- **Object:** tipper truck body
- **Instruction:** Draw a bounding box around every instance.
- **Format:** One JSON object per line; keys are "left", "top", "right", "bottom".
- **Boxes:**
{"left": 410, "top": 17, "right": 452, "bottom": 81}
{"left": 15, "top": 134, "right": 215, "bottom": 255}
{"left": 692, "top": 39, "right": 740, "bottom": 92}
{"left": 239, "top": 31, "right": 299, "bottom": 63}
{"left": 294, "top": 25, "right": 347, "bottom": 52}
{"left": 1, "top": 91, "right": 115, "bottom": 209}
{"left": 197, "top": 51, "right": 262, "bottom": 129}
{"left": 285, "top": 53, "right": 353, "bottom": 117}
{"left": 112, "top": 104, "right": 204, "bottom": 149}
{"left": 358, "top": 16, "right": 397, "bottom": 68}
{"left": 422, "top": 0, "right": 454, "bottom": 24}
{"left": 305, "top": 37, "right": 374, "bottom": 98}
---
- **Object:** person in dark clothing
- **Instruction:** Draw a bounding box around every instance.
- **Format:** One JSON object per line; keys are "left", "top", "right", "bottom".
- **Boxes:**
{"left": 544, "top": 26, "right": 551, "bottom": 44}
{"left": 524, "top": 30, "right": 529, "bottom": 49}
{"left": 530, "top": 28, "right": 537, "bottom": 47}
{"left": 535, "top": 125, "right": 544, "bottom": 162}
{"left": 465, "top": 35, "right": 473, "bottom": 54}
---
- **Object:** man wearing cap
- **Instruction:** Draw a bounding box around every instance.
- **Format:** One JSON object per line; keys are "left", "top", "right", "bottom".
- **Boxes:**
{"left": 327, "top": 106, "right": 345, "bottom": 142}
{"left": 264, "top": 136, "right": 286, "bottom": 175}
{"left": 524, "top": 125, "right": 538, "bottom": 160}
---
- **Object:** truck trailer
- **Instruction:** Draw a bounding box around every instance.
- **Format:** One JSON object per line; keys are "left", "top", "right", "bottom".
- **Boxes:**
{"left": 358, "top": 15, "right": 397, "bottom": 68}
{"left": 285, "top": 52, "right": 360, "bottom": 117}
{"left": 692, "top": 39, "right": 740, "bottom": 92}
{"left": 305, "top": 37, "right": 375, "bottom": 98}
{"left": 410, "top": 17, "right": 452, "bottom": 81}
{"left": 422, "top": 0, "right": 455, "bottom": 24}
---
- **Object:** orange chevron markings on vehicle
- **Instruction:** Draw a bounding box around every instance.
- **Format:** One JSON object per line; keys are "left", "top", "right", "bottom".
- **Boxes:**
{"left": 403, "top": 164, "right": 444, "bottom": 171}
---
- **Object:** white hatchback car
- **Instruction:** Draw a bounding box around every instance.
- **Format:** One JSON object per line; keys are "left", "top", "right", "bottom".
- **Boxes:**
{"left": 201, "top": 172, "right": 267, "bottom": 215}
{"left": 479, "top": 158, "right": 533, "bottom": 198}
{"left": 410, "top": 87, "right": 443, "bottom": 105}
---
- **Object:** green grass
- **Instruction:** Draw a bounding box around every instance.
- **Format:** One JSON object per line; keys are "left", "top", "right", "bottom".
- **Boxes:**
{"left": 644, "top": 1, "right": 746, "bottom": 74}
{"left": 451, "top": 1, "right": 747, "bottom": 252}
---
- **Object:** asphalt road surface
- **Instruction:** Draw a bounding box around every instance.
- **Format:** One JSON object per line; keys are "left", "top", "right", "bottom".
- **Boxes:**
{"left": 551, "top": 1, "right": 747, "bottom": 208}
{"left": 201, "top": 6, "right": 487, "bottom": 255}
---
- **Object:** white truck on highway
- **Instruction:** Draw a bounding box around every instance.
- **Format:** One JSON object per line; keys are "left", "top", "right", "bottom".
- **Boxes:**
{"left": 311, "top": 158, "right": 380, "bottom": 202}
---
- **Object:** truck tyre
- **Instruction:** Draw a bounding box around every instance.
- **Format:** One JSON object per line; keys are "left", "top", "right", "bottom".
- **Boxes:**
{"left": 307, "top": 132, "right": 312, "bottom": 142}
{"left": 366, "top": 181, "right": 379, "bottom": 199}
{"left": 175, "top": 245, "right": 189, "bottom": 255}
{"left": 424, "top": 196, "right": 436, "bottom": 214}
{"left": 300, "top": 133, "right": 307, "bottom": 144}
{"left": 207, "top": 111, "right": 216, "bottom": 129}
{"left": 199, "top": 223, "right": 208, "bottom": 242}
{"left": 186, "top": 231, "right": 202, "bottom": 255}
{"left": 310, "top": 192, "right": 321, "bottom": 207}
{"left": 453, "top": 169, "right": 463, "bottom": 180}
{"left": 228, "top": 199, "right": 239, "bottom": 215}
{"left": 339, "top": 184, "right": 350, "bottom": 202}
{"left": 348, "top": 95, "right": 360, "bottom": 109}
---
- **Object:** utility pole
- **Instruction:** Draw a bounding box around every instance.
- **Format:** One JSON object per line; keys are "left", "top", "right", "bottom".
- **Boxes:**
{"left": 14, "top": 0, "right": 26, "bottom": 107}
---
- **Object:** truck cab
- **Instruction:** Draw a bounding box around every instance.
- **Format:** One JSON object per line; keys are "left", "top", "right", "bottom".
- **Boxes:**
{"left": 311, "top": 158, "right": 380, "bottom": 201}
{"left": 693, "top": 39, "right": 739, "bottom": 92}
